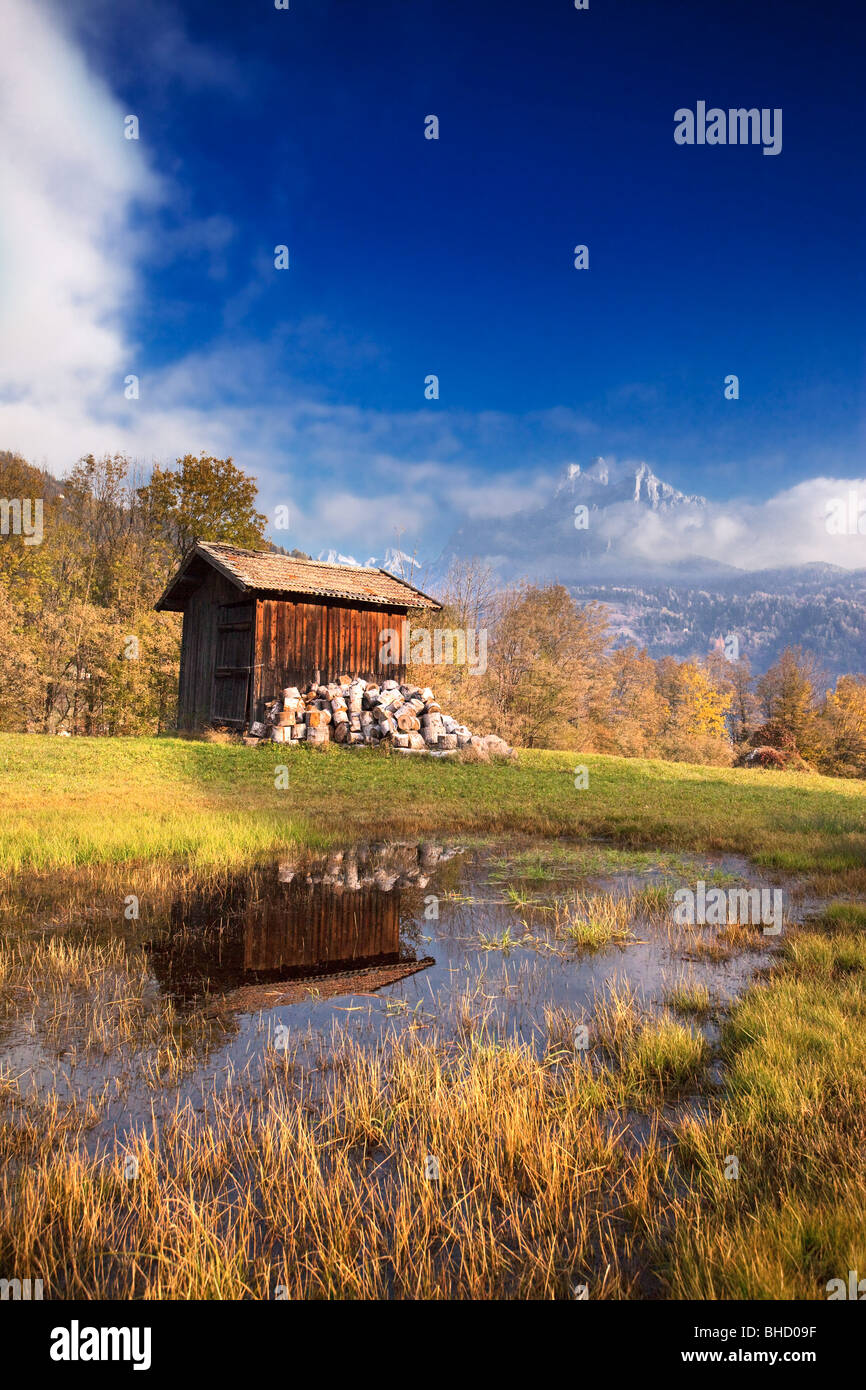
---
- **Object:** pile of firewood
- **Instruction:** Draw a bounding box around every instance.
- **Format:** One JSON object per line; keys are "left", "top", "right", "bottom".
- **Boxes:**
{"left": 245, "top": 677, "right": 512, "bottom": 757}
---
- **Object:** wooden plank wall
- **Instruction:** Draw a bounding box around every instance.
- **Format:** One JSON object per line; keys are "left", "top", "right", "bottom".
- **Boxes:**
{"left": 243, "top": 882, "right": 401, "bottom": 975}
{"left": 252, "top": 597, "right": 407, "bottom": 719}
{"left": 177, "top": 569, "right": 252, "bottom": 728}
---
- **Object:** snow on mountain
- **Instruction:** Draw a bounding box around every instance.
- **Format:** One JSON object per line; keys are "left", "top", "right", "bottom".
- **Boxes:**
{"left": 313, "top": 461, "right": 866, "bottom": 676}
{"left": 444, "top": 457, "right": 714, "bottom": 584}
{"left": 554, "top": 458, "right": 705, "bottom": 511}
{"left": 317, "top": 548, "right": 361, "bottom": 567}
{"left": 440, "top": 459, "right": 866, "bottom": 676}
{"left": 317, "top": 546, "right": 421, "bottom": 576}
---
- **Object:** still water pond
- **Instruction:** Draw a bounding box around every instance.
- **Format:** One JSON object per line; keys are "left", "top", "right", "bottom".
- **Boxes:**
{"left": 2, "top": 840, "right": 795, "bottom": 1153}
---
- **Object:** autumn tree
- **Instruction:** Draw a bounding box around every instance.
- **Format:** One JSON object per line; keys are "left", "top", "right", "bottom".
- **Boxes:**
{"left": 821, "top": 675, "right": 866, "bottom": 777}
{"left": 591, "top": 645, "right": 667, "bottom": 756}
{"left": 138, "top": 452, "right": 268, "bottom": 572}
{"left": 724, "top": 656, "right": 761, "bottom": 744}
{"left": 756, "top": 646, "right": 823, "bottom": 757}
{"left": 486, "top": 584, "right": 609, "bottom": 748}
{"left": 656, "top": 657, "right": 733, "bottom": 763}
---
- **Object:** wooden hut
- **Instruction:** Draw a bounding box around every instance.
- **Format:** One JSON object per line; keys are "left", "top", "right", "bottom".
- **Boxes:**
{"left": 155, "top": 540, "right": 441, "bottom": 730}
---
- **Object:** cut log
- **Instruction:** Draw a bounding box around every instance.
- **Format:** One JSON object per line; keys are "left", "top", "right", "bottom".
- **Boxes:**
{"left": 250, "top": 673, "right": 510, "bottom": 762}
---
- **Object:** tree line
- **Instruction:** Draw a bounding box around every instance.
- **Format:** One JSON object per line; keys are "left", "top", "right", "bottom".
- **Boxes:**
{"left": 401, "top": 565, "right": 866, "bottom": 778}
{"left": 1, "top": 450, "right": 864, "bottom": 775}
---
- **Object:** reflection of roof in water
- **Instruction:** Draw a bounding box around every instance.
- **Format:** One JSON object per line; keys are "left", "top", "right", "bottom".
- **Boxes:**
{"left": 206, "top": 957, "right": 436, "bottom": 1015}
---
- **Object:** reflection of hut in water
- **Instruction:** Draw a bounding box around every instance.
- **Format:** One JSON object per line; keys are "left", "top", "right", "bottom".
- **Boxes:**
{"left": 150, "top": 843, "right": 459, "bottom": 1003}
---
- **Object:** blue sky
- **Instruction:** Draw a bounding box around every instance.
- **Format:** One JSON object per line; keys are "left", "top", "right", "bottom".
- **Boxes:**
{"left": 0, "top": 0, "right": 864, "bottom": 566}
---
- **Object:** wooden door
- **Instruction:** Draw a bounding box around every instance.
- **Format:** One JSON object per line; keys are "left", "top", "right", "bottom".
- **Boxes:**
{"left": 211, "top": 602, "right": 253, "bottom": 726}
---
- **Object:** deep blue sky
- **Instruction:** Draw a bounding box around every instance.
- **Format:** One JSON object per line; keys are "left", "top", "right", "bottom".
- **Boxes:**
{"left": 51, "top": 0, "right": 866, "bottom": 534}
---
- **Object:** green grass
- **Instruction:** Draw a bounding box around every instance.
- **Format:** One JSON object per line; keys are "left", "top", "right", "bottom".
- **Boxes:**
{"left": 624, "top": 1015, "right": 709, "bottom": 1094}
{"left": 2, "top": 733, "right": 865, "bottom": 877}
{"left": 561, "top": 914, "right": 634, "bottom": 950}
{"left": 815, "top": 901, "right": 866, "bottom": 930}
{"left": 664, "top": 914, "right": 866, "bottom": 1297}
{"left": 664, "top": 982, "right": 714, "bottom": 1020}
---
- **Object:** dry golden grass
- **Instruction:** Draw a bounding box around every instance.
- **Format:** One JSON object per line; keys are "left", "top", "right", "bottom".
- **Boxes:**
{"left": 1, "top": 911, "right": 863, "bottom": 1300}
{"left": 0, "top": 1032, "right": 672, "bottom": 1300}
{"left": 0, "top": 932, "right": 226, "bottom": 1085}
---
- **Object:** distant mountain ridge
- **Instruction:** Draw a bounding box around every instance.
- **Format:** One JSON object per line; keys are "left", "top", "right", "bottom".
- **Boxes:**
{"left": 554, "top": 458, "right": 705, "bottom": 511}
{"left": 571, "top": 573, "right": 866, "bottom": 678}
{"left": 326, "top": 460, "right": 866, "bottom": 678}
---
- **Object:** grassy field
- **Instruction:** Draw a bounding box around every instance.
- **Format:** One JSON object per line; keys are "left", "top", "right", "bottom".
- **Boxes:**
{"left": 2, "top": 907, "right": 863, "bottom": 1299}
{"left": 1, "top": 732, "right": 864, "bottom": 1299}
{"left": 2, "top": 733, "right": 865, "bottom": 884}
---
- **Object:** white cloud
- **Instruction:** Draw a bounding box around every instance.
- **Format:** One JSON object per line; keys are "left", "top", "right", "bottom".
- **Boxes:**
{"left": 597, "top": 476, "right": 866, "bottom": 572}
{"left": 0, "top": 0, "right": 162, "bottom": 434}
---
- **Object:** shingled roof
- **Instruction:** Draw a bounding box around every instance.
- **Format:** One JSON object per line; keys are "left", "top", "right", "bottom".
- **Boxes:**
{"left": 155, "top": 540, "right": 441, "bottom": 612}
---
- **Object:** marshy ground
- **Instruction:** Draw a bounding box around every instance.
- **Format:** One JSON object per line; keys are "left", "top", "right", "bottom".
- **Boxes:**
{"left": 0, "top": 736, "right": 864, "bottom": 1299}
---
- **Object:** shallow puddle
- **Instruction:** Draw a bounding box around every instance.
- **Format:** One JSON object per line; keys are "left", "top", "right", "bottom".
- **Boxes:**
{"left": 0, "top": 839, "right": 804, "bottom": 1155}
